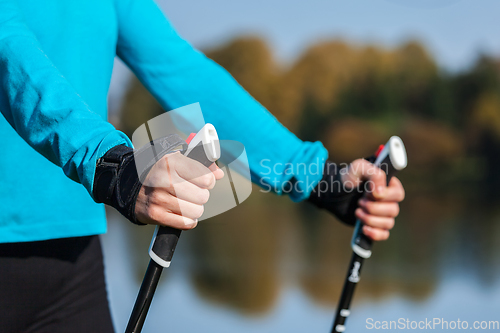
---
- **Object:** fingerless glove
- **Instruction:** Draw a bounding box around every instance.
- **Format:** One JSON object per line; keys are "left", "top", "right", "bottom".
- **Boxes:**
{"left": 92, "top": 134, "right": 187, "bottom": 224}
{"left": 307, "top": 159, "right": 372, "bottom": 226}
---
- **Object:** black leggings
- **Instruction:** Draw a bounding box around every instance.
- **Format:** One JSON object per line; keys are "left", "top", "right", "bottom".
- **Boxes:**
{"left": 0, "top": 235, "right": 115, "bottom": 333}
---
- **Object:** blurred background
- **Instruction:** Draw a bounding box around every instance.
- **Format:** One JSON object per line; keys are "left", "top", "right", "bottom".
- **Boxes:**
{"left": 103, "top": 0, "right": 500, "bottom": 332}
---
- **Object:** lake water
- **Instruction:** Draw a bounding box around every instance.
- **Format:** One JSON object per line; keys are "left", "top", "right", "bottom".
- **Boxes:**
{"left": 101, "top": 186, "right": 500, "bottom": 332}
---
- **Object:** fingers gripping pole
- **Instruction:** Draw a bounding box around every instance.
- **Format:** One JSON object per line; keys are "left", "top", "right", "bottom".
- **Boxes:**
{"left": 125, "top": 124, "right": 220, "bottom": 333}
{"left": 149, "top": 123, "right": 220, "bottom": 268}
{"left": 332, "top": 136, "right": 407, "bottom": 333}
{"left": 351, "top": 136, "right": 407, "bottom": 259}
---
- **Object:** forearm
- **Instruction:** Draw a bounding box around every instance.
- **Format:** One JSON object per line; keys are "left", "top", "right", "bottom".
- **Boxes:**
{"left": 0, "top": 0, "right": 131, "bottom": 195}
{"left": 115, "top": 0, "right": 328, "bottom": 201}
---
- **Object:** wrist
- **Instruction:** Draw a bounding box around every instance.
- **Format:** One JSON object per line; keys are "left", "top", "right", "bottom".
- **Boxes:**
{"left": 93, "top": 145, "right": 144, "bottom": 225}
{"left": 307, "top": 160, "right": 363, "bottom": 226}
{"left": 92, "top": 134, "right": 188, "bottom": 225}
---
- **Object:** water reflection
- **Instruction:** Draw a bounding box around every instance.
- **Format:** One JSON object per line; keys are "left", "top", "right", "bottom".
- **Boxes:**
{"left": 102, "top": 183, "right": 500, "bottom": 332}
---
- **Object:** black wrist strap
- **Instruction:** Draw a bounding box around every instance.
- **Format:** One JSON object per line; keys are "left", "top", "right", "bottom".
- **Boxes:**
{"left": 93, "top": 134, "right": 188, "bottom": 225}
{"left": 307, "top": 157, "right": 375, "bottom": 226}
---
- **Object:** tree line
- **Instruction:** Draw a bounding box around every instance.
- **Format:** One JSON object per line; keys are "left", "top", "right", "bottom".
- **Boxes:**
{"left": 116, "top": 36, "right": 500, "bottom": 314}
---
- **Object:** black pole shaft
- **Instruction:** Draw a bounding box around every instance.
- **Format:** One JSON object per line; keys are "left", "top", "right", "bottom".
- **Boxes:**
{"left": 125, "top": 259, "right": 164, "bottom": 333}
{"left": 125, "top": 126, "right": 220, "bottom": 332}
{"left": 331, "top": 137, "right": 406, "bottom": 332}
{"left": 331, "top": 253, "right": 364, "bottom": 333}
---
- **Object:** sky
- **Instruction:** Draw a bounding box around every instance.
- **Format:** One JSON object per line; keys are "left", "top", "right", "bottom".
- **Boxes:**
{"left": 109, "top": 0, "right": 500, "bottom": 111}
{"left": 157, "top": 0, "right": 500, "bottom": 70}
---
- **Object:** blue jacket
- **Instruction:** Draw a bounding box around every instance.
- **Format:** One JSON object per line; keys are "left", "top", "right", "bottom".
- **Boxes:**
{"left": 0, "top": 0, "right": 327, "bottom": 243}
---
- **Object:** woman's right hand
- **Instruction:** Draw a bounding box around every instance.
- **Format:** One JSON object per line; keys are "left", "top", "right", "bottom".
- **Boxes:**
{"left": 134, "top": 151, "right": 224, "bottom": 229}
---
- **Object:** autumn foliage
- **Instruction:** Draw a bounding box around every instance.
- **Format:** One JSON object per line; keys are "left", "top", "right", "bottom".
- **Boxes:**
{"left": 117, "top": 37, "right": 500, "bottom": 313}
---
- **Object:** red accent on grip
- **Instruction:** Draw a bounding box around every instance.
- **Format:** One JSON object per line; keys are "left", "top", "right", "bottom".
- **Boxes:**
{"left": 374, "top": 145, "right": 385, "bottom": 157}
{"left": 186, "top": 133, "right": 196, "bottom": 144}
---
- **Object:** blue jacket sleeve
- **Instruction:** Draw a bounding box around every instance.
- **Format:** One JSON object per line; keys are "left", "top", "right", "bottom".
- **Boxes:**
{"left": 0, "top": 0, "right": 132, "bottom": 196}
{"left": 115, "top": 0, "right": 328, "bottom": 201}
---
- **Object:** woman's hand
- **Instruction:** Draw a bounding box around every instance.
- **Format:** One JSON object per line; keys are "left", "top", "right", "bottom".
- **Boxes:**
{"left": 341, "top": 159, "right": 405, "bottom": 241}
{"left": 134, "top": 151, "right": 224, "bottom": 229}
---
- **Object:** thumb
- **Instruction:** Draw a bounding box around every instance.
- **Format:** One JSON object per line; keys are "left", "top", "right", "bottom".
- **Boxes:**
{"left": 362, "top": 165, "right": 387, "bottom": 199}
{"left": 345, "top": 159, "right": 387, "bottom": 195}
{"left": 209, "top": 163, "right": 224, "bottom": 180}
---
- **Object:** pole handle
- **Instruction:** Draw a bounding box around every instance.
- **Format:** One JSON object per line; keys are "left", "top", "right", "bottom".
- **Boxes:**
{"left": 148, "top": 124, "right": 220, "bottom": 267}
{"left": 351, "top": 136, "right": 407, "bottom": 258}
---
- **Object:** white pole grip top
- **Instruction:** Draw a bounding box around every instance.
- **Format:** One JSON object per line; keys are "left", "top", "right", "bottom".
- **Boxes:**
{"left": 184, "top": 123, "right": 220, "bottom": 162}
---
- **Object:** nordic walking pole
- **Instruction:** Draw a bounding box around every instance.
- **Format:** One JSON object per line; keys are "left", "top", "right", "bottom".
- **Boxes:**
{"left": 125, "top": 124, "right": 220, "bottom": 333}
{"left": 332, "top": 136, "right": 407, "bottom": 333}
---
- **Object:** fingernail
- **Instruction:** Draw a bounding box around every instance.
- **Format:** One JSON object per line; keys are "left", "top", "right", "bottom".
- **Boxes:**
{"left": 186, "top": 219, "right": 198, "bottom": 227}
